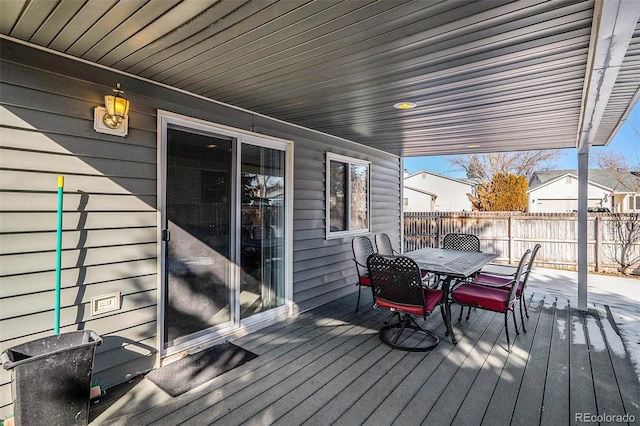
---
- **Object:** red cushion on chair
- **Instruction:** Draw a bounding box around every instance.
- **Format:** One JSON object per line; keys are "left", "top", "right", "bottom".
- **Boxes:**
{"left": 359, "top": 275, "right": 371, "bottom": 286}
{"left": 452, "top": 283, "right": 514, "bottom": 312}
{"left": 375, "top": 288, "right": 443, "bottom": 316}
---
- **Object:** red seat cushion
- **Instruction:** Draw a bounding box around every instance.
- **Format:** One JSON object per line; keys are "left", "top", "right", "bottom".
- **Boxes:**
{"left": 452, "top": 283, "right": 514, "bottom": 312}
{"left": 375, "top": 288, "right": 443, "bottom": 316}
{"left": 358, "top": 275, "right": 371, "bottom": 286}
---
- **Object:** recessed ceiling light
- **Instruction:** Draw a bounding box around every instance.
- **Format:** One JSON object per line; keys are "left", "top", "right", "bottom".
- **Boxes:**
{"left": 393, "top": 102, "right": 417, "bottom": 110}
{"left": 207, "top": 144, "right": 217, "bottom": 149}
{"left": 465, "top": 144, "right": 480, "bottom": 148}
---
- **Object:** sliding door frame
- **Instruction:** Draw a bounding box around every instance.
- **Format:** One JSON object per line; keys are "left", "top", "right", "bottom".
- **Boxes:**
{"left": 157, "top": 110, "right": 294, "bottom": 360}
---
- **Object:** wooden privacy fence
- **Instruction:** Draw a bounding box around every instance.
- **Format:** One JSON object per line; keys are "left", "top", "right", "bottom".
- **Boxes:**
{"left": 404, "top": 211, "right": 640, "bottom": 274}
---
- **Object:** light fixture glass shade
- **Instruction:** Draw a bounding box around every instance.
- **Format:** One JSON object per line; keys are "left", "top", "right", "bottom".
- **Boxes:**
{"left": 103, "top": 83, "right": 130, "bottom": 129}
{"left": 393, "top": 102, "right": 417, "bottom": 110}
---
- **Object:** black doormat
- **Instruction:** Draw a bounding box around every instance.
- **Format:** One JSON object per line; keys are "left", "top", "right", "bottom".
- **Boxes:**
{"left": 145, "top": 342, "right": 257, "bottom": 397}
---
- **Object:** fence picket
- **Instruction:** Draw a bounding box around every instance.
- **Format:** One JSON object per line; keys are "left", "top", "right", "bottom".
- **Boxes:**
{"left": 403, "top": 211, "right": 639, "bottom": 273}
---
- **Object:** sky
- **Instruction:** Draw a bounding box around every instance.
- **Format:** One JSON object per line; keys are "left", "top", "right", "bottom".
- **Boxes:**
{"left": 403, "top": 103, "right": 640, "bottom": 179}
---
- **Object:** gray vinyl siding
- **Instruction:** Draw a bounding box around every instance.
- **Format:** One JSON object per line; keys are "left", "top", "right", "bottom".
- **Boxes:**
{"left": 0, "top": 40, "right": 401, "bottom": 416}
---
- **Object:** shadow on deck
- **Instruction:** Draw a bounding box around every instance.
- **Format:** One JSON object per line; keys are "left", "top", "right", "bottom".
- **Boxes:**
{"left": 90, "top": 286, "right": 640, "bottom": 425}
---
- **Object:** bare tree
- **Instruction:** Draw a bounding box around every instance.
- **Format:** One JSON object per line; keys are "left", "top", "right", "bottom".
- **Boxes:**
{"left": 594, "top": 152, "right": 640, "bottom": 274}
{"left": 447, "top": 150, "right": 562, "bottom": 183}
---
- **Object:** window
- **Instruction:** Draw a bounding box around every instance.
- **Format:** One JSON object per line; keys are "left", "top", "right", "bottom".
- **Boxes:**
{"left": 326, "top": 153, "right": 370, "bottom": 238}
{"left": 629, "top": 195, "right": 640, "bottom": 211}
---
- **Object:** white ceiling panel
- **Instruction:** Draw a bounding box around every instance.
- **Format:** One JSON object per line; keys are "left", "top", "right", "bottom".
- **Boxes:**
{"left": 1, "top": 0, "right": 639, "bottom": 157}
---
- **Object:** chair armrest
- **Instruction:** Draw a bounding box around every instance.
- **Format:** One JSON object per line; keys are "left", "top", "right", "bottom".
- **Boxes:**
{"left": 471, "top": 275, "right": 515, "bottom": 288}
{"left": 354, "top": 259, "right": 367, "bottom": 269}
{"left": 480, "top": 263, "right": 517, "bottom": 277}
{"left": 421, "top": 272, "right": 437, "bottom": 288}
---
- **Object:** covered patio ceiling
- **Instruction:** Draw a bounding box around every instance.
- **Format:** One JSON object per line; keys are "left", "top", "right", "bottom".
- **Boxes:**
{"left": 2, "top": 0, "right": 639, "bottom": 157}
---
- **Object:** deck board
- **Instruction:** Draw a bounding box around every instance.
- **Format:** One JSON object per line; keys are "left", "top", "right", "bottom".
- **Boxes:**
{"left": 540, "top": 298, "right": 571, "bottom": 426}
{"left": 586, "top": 309, "right": 627, "bottom": 420}
{"left": 600, "top": 307, "right": 640, "bottom": 422}
{"left": 569, "top": 308, "right": 599, "bottom": 418}
{"left": 511, "top": 296, "right": 554, "bottom": 425}
{"left": 90, "top": 290, "right": 640, "bottom": 426}
{"left": 480, "top": 295, "right": 542, "bottom": 425}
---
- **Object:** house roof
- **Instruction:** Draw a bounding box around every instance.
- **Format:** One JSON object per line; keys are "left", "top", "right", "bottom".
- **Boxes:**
{"left": 2, "top": 1, "right": 639, "bottom": 157}
{"left": 529, "top": 169, "right": 640, "bottom": 193}
{"left": 403, "top": 185, "right": 437, "bottom": 198}
{"left": 404, "top": 170, "right": 476, "bottom": 187}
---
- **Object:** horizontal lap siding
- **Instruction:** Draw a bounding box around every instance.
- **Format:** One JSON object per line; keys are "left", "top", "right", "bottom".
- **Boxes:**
{"left": 0, "top": 52, "right": 160, "bottom": 413}
{"left": 0, "top": 40, "right": 402, "bottom": 416}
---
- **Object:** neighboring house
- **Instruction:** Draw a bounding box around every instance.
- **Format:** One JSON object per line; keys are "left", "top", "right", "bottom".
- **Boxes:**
{"left": 403, "top": 170, "right": 475, "bottom": 212}
{"left": 528, "top": 169, "right": 640, "bottom": 213}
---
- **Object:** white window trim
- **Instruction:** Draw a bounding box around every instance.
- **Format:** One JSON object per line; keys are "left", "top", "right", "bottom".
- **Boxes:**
{"left": 325, "top": 152, "right": 371, "bottom": 239}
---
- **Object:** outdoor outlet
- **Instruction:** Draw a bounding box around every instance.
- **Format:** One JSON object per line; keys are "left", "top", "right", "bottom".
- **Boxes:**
{"left": 91, "top": 292, "right": 121, "bottom": 316}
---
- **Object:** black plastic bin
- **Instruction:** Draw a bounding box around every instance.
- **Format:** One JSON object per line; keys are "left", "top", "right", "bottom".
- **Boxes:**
{"left": 1, "top": 330, "right": 102, "bottom": 426}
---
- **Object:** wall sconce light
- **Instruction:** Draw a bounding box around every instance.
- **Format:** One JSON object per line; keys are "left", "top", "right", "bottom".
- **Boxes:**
{"left": 94, "top": 83, "right": 130, "bottom": 137}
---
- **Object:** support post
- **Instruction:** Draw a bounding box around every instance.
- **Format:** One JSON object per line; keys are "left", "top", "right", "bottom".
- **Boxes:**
{"left": 577, "top": 152, "right": 589, "bottom": 311}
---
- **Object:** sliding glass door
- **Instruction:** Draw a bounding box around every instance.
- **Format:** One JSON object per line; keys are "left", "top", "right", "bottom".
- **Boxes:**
{"left": 159, "top": 112, "right": 290, "bottom": 355}
{"left": 163, "top": 127, "right": 234, "bottom": 348}
{"left": 240, "top": 144, "right": 285, "bottom": 318}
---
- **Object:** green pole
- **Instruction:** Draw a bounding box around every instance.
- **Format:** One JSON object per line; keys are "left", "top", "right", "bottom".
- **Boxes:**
{"left": 54, "top": 175, "right": 64, "bottom": 335}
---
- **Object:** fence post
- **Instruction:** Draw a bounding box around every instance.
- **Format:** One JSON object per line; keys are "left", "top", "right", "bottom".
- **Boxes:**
{"left": 508, "top": 215, "right": 513, "bottom": 264}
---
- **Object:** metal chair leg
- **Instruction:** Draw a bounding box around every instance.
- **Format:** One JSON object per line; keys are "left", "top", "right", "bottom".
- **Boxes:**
{"left": 504, "top": 313, "right": 511, "bottom": 350}
{"left": 519, "top": 298, "right": 526, "bottom": 333}
{"left": 512, "top": 308, "right": 519, "bottom": 335}
{"left": 522, "top": 290, "right": 529, "bottom": 318}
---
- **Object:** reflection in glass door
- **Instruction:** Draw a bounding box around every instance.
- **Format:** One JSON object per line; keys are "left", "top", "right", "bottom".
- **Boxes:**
{"left": 240, "top": 144, "right": 285, "bottom": 318}
{"left": 163, "top": 127, "right": 234, "bottom": 348}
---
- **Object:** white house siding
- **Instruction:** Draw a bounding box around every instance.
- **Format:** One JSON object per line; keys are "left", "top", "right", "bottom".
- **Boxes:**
{"left": 404, "top": 172, "right": 473, "bottom": 212}
{"left": 0, "top": 40, "right": 401, "bottom": 417}
{"left": 403, "top": 187, "right": 435, "bottom": 212}
{"left": 528, "top": 175, "right": 612, "bottom": 213}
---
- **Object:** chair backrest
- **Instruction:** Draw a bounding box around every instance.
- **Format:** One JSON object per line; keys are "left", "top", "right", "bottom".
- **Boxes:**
{"left": 442, "top": 233, "right": 480, "bottom": 252}
{"left": 375, "top": 233, "right": 398, "bottom": 255}
{"left": 520, "top": 243, "right": 541, "bottom": 289}
{"left": 505, "top": 249, "right": 532, "bottom": 303}
{"left": 367, "top": 254, "right": 425, "bottom": 311}
{"left": 352, "top": 236, "right": 375, "bottom": 278}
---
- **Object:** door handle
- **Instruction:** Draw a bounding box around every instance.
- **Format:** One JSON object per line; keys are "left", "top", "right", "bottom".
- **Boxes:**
{"left": 162, "top": 229, "right": 170, "bottom": 242}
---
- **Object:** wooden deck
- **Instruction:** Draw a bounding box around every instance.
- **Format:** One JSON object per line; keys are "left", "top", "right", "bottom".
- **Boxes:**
{"left": 90, "top": 290, "right": 640, "bottom": 425}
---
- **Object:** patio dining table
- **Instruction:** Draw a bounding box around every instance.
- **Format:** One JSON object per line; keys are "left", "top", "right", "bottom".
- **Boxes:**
{"left": 405, "top": 247, "right": 498, "bottom": 344}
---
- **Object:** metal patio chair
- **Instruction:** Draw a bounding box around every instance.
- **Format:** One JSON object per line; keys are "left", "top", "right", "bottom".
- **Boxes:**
{"left": 374, "top": 233, "right": 400, "bottom": 256}
{"left": 367, "top": 254, "right": 447, "bottom": 351}
{"left": 352, "top": 236, "right": 375, "bottom": 312}
{"left": 473, "top": 243, "right": 542, "bottom": 330}
{"left": 450, "top": 249, "right": 531, "bottom": 351}
{"left": 442, "top": 232, "right": 481, "bottom": 252}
